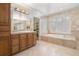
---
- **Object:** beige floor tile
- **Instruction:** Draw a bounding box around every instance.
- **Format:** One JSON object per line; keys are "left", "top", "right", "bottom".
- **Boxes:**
{"left": 15, "top": 40, "right": 79, "bottom": 56}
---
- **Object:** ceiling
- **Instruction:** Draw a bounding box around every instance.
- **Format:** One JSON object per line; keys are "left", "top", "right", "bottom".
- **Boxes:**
{"left": 17, "top": 3, "right": 79, "bottom": 17}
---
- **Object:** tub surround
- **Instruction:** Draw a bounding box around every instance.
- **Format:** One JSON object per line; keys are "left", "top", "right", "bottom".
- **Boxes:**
{"left": 41, "top": 34, "right": 75, "bottom": 40}
{"left": 40, "top": 34, "right": 76, "bottom": 49}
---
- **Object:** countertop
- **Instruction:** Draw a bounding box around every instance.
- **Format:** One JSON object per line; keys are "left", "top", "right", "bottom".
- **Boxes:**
{"left": 11, "top": 31, "right": 36, "bottom": 34}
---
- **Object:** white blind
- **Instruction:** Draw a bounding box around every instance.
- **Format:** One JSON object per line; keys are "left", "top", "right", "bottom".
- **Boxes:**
{"left": 48, "top": 15, "right": 71, "bottom": 34}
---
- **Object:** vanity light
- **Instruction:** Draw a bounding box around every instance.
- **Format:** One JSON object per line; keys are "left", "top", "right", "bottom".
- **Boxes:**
{"left": 15, "top": 7, "right": 20, "bottom": 12}
{"left": 22, "top": 10, "right": 25, "bottom": 13}
{"left": 22, "top": 10, "right": 26, "bottom": 14}
{"left": 15, "top": 7, "right": 29, "bottom": 15}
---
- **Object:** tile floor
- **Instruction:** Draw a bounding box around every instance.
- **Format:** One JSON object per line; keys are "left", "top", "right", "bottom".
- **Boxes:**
{"left": 15, "top": 40, "right": 79, "bottom": 56}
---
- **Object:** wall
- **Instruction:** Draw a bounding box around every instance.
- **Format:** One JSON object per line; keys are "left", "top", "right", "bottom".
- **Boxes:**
{"left": 39, "top": 17, "right": 48, "bottom": 36}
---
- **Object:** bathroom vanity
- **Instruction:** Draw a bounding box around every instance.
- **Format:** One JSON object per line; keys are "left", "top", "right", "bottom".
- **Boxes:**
{"left": 11, "top": 31, "right": 37, "bottom": 55}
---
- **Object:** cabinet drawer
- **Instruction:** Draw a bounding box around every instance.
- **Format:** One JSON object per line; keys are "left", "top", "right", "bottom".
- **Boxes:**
{"left": 28, "top": 33, "right": 33, "bottom": 37}
{"left": 0, "top": 22, "right": 9, "bottom": 26}
{"left": 28, "top": 33, "right": 33, "bottom": 39}
{"left": 11, "top": 35, "right": 19, "bottom": 39}
{"left": 0, "top": 26, "right": 10, "bottom": 31}
{"left": 0, "top": 32, "right": 10, "bottom": 37}
{"left": 12, "top": 45, "right": 19, "bottom": 54}
{"left": 20, "top": 34, "right": 26, "bottom": 39}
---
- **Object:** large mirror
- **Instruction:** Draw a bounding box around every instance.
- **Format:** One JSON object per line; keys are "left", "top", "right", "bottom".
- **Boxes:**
{"left": 11, "top": 4, "right": 33, "bottom": 32}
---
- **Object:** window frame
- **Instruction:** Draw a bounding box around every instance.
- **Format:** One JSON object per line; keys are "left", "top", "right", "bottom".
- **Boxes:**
{"left": 48, "top": 15, "right": 71, "bottom": 35}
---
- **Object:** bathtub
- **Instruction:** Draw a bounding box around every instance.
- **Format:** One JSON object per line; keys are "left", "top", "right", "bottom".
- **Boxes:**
{"left": 40, "top": 34, "right": 76, "bottom": 49}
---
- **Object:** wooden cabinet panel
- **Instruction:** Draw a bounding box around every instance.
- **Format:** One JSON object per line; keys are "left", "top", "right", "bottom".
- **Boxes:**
{"left": 0, "top": 32, "right": 10, "bottom": 37}
{"left": 0, "top": 36, "right": 10, "bottom": 56}
{"left": 0, "top": 26, "right": 10, "bottom": 31}
{"left": 0, "top": 4, "right": 10, "bottom": 23}
{"left": 0, "top": 22, "right": 9, "bottom": 26}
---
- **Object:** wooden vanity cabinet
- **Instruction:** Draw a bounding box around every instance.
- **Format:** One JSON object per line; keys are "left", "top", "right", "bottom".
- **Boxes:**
{"left": 11, "top": 32, "right": 37, "bottom": 55}
{"left": 11, "top": 34, "right": 20, "bottom": 54}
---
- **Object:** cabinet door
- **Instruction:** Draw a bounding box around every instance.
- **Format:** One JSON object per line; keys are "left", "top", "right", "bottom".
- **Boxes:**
{"left": 12, "top": 45, "right": 19, "bottom": 54}
{"left": 0, "top": 36, "right": 10, "bottom": 56}
{"left": 28, "top": 33, "right": 34, "bottom": 47}
{"left": 0, "top": 3, "right": 10, "bottom": 23}
{"left": 11, "top": 34, "right": 20, "bottom": 54}
{"left": 20, "top": 34, "right": 27, "bottom": 50}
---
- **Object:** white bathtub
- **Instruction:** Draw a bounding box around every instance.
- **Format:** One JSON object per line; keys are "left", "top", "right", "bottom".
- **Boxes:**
{"left": 41, "top": 34, "right": 75, "bottom": 40}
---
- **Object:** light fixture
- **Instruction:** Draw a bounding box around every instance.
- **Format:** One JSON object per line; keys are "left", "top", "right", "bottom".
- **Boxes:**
{"left": 15, "top": 8, "right": 20, "bottom": 12}
{"left": 22, "top": 10, "right": 25, "bottom": 13}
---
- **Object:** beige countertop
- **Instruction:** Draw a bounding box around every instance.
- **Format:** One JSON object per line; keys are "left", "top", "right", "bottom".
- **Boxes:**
{"left": 11, "top": 31, "right": 36, "bottom": 34}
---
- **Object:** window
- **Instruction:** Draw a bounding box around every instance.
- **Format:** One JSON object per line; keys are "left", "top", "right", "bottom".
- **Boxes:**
{"left": 48, "top": 15, "right": 71, "bottom": 34}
